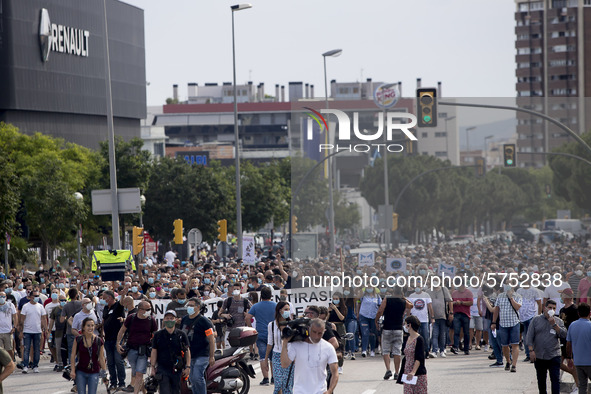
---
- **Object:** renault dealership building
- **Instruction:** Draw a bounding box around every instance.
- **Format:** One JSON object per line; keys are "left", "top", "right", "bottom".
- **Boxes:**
{"left": 0, "top": 0, "right": 146, "bottom": 149}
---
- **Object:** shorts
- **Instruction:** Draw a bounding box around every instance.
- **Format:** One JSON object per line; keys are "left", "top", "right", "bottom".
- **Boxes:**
{"left": 381, "top": 329, "right": 403, "bottom": 356}
{"left": 0, "top": 333, "right": 12, "bottom": 351}
{"left": 127, "top": 348, "right": 148, "bottom": 375}
{"left": 469, "top": 316, "right": 483, "bottom": 331}
{"left": 256, "top": 339, "right": 267, "bottom": 361}
{"left": 497, "top": 324, "right": 520, "bottom": 347}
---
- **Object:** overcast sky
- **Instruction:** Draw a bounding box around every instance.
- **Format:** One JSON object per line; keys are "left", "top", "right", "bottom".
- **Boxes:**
{"left": 123, "top": 0, "right": 518, "bottom": 108}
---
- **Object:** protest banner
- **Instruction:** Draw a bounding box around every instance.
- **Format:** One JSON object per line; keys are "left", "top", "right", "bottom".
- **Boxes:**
{"left": 358, "top": 252, "right": 375, "bottom": 267}
{"left": 386, "top": 257, "right": 406, "bottom": 272}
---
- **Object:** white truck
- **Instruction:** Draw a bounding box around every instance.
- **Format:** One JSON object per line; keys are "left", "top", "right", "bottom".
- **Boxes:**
{"left": 543, "top": 219, "right": 586, "bottom": 236}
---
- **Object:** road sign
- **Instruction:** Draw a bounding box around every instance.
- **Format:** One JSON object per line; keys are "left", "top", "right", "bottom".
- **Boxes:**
{"left": 374, "top": 84, "right": 400, "bottom": 109}
{"left": 216, "top": 241, "right": 230, "bottom": 257}
{"left": 91, "top": 188, "right": 142, "bottom": 215}
{"left": 187, "top": 228, "right": 203, "bottom": 245}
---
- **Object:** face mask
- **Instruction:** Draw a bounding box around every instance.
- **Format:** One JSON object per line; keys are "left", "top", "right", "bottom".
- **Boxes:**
{"left": 366, "top": 288, "right": 373, "bottom": 294}
{"left": 178, "top": 299, "right": 186, "bottom": 304}
{"left": 403, "top": 325, "right": 409, "bottom": 333}
{"left": 576, "top": 270, "right": 583, "bottom": 276}
{"left": 223, "top": 288, "right": 228, "bottom": 293}
{"left": 203, "top": 291, "right": 210, "bottom": 296}
{"left": 0, "top": 297, "right": 5, "bottom": 305}
{"left": 419, "top": 269, "right": 427, "bottom": 276}
{"left": 164, "top": 320, "right": 176, "bottom": 329}
{"left": 116, "top": 295, "right": 121, "bottom": 301}
{"left": 232, "top": 290, "right": 240, "bottom": 296}
{"left": 18, "top": 284, "right": 23, "bottom": 290}
{"left": 204, "top": 279, "right": 211, "bottom": 285}
{"left": 131, "top": 286, "right": 138, "bottom": 293}
{"left": 547, "top": 309, "right": 555, "bottom": 317}
{"left": 191, "top": 287, "right": 198, "bottom": 291}
{"left": 149, "top": 292, "right": 156, "bottom": 298}
{"left": 280, "top": 295, "right": 287, "bottom": 302}
{"left": 333, "top": 299, "right": 340, "bottom": 305}
{"left": 156, "top": 287, "right": 162, "bottom": 292}
{"left": 58, "top": 284, "right": 65, "bottom": 289}
{"left": 344, "top": 290, "right": 350, "bottom": 296}
{"left": 242, "top": 274, "right": 248, "bottom": 279}
{"left": 415, "top": 287, "right": 421, "bottom": 293}
{"left": 42, "top": 289, "right": 47, "bottom": 295}
{"left": 60, "top": 301, "right": 66, "bottom": 307}
{"left": 85, "top": 303, "right": 93, "bottom": 311}
{"left": 258, "top": 279, "right": 263, "bottom": 284}
{"left": 282, "top": 310, "right": 290, "bottom": 319}
{"left": 51, "top": 293, "right": 58, "bottom": 300}
{"left": 148, "top": 278, "right": 154, "bottom": 284}
{"left": 33, "top": 297, "right": 40, "bottom": 303}
{"left": 99, "top": 299, "right": 107, "bottom": 306}
{"left": 182, "top": 281, "right": 187, "bottom": 285}
{"left": 587, "top": 271, "right": 591, "bottom": 277}
{"left": 163, "top": 287, "right": 169, "bottom": 292}
{"left": 40, "top": 278, "right": 45, "bottom": 283}
{"left": 248, "top": 283, "right": 254, "bottom": 289}
{"left": 101, "top": 287, "right": 108, "bottom": 291}
{"left": 144, "top": 311, "right": 151, "bottom": 318}
{"left": 5, "top": 288, "right": 11, "bottom": 294}
{"left": 156, "top": 275, "right": 161, "bottom": 280}
{"left": 356, "top": 270, "right": 362, "bottom": 275}
{"left": 503, "top": 284, "right": 512, "bottom": 292}
{"left": 187, "top": 307, "right": 196, "bottom": 315}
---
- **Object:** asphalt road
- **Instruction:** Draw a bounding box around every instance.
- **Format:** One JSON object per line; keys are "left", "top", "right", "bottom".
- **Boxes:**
{"left": 4, "top": 348, "right": 578, "bottom": 393}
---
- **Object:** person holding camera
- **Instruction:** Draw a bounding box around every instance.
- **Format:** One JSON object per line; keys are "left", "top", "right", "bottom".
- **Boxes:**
{"left": 180, "top": 297, "right": 215, "bottom": 394}
{"left": 280, "top": 318, "right": 338, "bottom": 394}
{"left": 117, "top": 301, "right": 157, "bottom": 394}
{"left": 69, "top": 317, "right": 107, "bottom": 394}
{"left": 266, "top": 301, "right": 294, "bottom": 394}
{"left": 150, "top": 310, "right": 191, "bottom": 394}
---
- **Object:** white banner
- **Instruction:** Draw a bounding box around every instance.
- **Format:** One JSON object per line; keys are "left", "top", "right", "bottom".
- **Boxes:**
{"left": 386, "top": 257, "right": 406, "bottom": 272}
{"left": 242, "top": 236, "right": 256, "bottom": 265}
{"left": 359, "top": 252, "right": 375, "bottom": 267}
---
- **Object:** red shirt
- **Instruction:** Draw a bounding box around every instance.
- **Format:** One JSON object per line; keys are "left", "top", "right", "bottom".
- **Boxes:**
{"left": 76, "top": 335, "right": 104, "bottom": 374}
{"left": 452, "top": 289, "right": 474, "bottom": 317}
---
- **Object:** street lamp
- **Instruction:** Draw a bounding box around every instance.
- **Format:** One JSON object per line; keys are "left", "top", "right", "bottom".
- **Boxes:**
{"left": 322, "top": 48, "right": 342, "bottom": 255}
{"left": 73, "top": 192, "right": 83, "bottom": 269}
{"left": 231, "top": 3, "right": 252, "bottom": 259}
{"left": 139, "top": 194, "right": 145, "bottom": 260}
{"left": 484, "top": 135, "right": 494, "bottom": 168}
{"left": 465, "top": 126, "right": 477, "bottom": 165}
{"left": 379, "top": 82, "right": 397, "bottom": 250}
{"left": 444, "top": 116, "right": 456, "bottom": 162}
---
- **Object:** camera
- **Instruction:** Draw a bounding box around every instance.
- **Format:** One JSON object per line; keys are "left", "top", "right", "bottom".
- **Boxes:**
{"left": 279, "top": 317, "right": 310, "bottom": 342}
{"left": 62, "top": 365, "right": 72, "bottom": 381}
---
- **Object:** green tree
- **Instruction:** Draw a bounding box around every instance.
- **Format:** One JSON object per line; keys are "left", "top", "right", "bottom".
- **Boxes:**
{"left": 290, "top": 156, "right": 329, "bottom": 231}
{"left": 0, "top": 123, "right": 21, "bottom": 239}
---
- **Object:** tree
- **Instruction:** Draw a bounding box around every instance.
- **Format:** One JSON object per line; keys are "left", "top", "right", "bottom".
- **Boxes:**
{"left": 0, "top": 123, "right": 21, "bottom": 239}
{"left": 290, "top": 156, "right": 329, "bottom": 231}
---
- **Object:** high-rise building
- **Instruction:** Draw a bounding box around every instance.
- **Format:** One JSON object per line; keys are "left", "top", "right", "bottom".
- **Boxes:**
{"left": 514, "top": 0, "right": 591, "bottom": 167}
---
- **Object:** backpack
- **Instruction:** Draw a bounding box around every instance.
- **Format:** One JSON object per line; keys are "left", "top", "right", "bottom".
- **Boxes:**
{"left": 224, "top": 297, "right": 249, "bottom": 327}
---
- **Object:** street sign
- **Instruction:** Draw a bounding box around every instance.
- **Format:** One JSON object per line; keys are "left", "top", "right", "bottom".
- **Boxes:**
{"left": 91, "top": 188, "right": 142, "bottom": 215}
{"left": 216, "top": 241, "right": 230, "bottom": 257}
{"left": 373, "top": 84, "right": 400, "bottom": 109}
{"left": 187, "top": 228, "right": 203, "bottom": 245}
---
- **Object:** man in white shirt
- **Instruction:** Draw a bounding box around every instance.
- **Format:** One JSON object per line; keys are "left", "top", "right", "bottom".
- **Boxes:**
{"left": 19, "top": 290, "right": 47, "bottom": 373}
{"left": 409, "top": 287, "right": 434, "bottom": 358}
{"left": 165, "top": 249, "right": 176, "bottom": 267}
{"left": 280, "top": 318, "right": 338, "bottom": 394}
{"left": 0, "top": 291, "right": 17, "bottom": 359}
{"left": 517, "top": 286, "right": 542, "bottom": 362}
{"left": 544, "top": 266, "right": 571, "bottom": 312}
{"left": 70, "top": 298, "right": 98, "bottom": 336}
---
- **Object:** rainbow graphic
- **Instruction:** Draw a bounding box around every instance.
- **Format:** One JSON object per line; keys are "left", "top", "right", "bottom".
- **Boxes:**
{"left": 304, "top": 107, "right": 328, "bottom": 133}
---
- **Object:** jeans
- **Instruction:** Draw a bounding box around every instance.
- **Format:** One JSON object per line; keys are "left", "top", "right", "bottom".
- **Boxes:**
{"left": 67, "top": 332, "right": 76, "bottom": 365}
{"left": 359, "top": 315, "right": 377, "bottom": 352}
{"left": 23, "top": 333, "right": 41, "bottom": 368}
{"left": 452, "top": 313, "right": 470, "bottom": 353}
{"left": 75, "top": 370, "right": 99, "bottom": 394}
{"left": 576, "top": 365, "right": 591, "bottom": 394}
{"left": 419, "top": 322, "right": 430, "bottom": 357}
{"left": 521, "top": 318, "right": 532, "bottom": 358}
{"left": 534, "top": 356, "right": 561, "bottom": 394}
{"left": 190, "top": 356, "right": 209, "bottom": 394}
{"left": 104, "top": 340, "right": 125, "bottom": 387}
{"left": 159, "top": 370, "right": 182, "bottom": 394}
{"left": 489, "top": 325, "right": 503, "bottom": 363}
{"left": 431, "top": 319, "right": 447, "bottom": 353}
{"left": 345, "top": 318, "right": 358, "bottom": 353}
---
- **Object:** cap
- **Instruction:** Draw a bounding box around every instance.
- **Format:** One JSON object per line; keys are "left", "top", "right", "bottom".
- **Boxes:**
{"left": 561, "top": 288, "right": 574, "bottom": 297}
{"left": 164, "top": 310, "right": 177, "bottom": 317}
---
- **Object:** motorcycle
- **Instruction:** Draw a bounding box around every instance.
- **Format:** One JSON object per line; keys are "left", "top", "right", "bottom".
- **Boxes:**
{"left": 180, "top": 326, "right": 258, "bottom": 394}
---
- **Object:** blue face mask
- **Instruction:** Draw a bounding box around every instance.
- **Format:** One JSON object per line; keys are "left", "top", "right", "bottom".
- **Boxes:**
{"left": 41, "top": 289, "right": 47, "bottom": 294}
{"left": 344, "top": 290, "right": 350, "bottom": 296}
{"left": 60, "top": 301, "right": 66, "bottom": 307}
{"left": 157, "top": 274, "right": 161, "bottom": 280}
{"left": 149, "top": 292, "right": 156, "bottom": 298}
{"left": 40, "top": 278, "right": 45, "bottom": 283}
{"left": 258, "top": 279, "right": 262, "bottom": 284}
{"left": 204, "top": 278, "right": 211, "bottom": 285}
{"left": 5, "top": 288, "right": 11, "bottom": 294}
{"left": 333, "top": 299, "right": 340, "bottom": 305}
{"left": 18, "top": 284, "right": 23, "bottom": 290}
{"left": 0, "top": 297, "right": 5, "bottom": 304}
{"left": 282, "top": 310, "right": 290, "bottom": 319}
{"left": 223, "top": 288, "right": 228, "bottom": 293}
{"left": 99, "top": 299, "right": 107, "bottom": 306}
{"left": 163, "top": 287, "right": 169, "bottom": 292}
{"left": 242, "top": 274, "right": 248, "bottom": 279}
{"left": 248, "top": 283, "right": 254, "bottom": 289}
{"left": 51, "top": 293, "right": 58, "bottom": 300}
{"left": 178, "top": 299, "right": 186, "bottom": 304}
{"left": 131, "top": 286, "right": 138, "bottom": 293}
{"left": 187, "top": 307, "right": 196, "bottom": 315}
{"left": 148, "top": 278, "right": 154, "bottom": 284}
{"left": 58, "top": 283, "right": 65, "bottom": 289}
{"left": 33, "top": 297, "right": 40, "bottom": 303}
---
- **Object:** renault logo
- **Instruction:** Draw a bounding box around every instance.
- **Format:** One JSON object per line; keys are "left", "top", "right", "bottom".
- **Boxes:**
{"left": 39, "top": 8, "right": 51, "bottom": 62}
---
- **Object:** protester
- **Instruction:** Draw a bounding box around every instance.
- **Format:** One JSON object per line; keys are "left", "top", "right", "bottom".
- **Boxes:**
{"left": 493, "top": 284, "right": 523, "bottom": 373}
{"left": 397, "top": 315, "right": 428, "bottom": 393}
{"left": 266, "top": 301, "right": 294, "bottom": 394}
{"left": 245, "top": 286, "right": 276, "bottom": 385}
{"left": 70, "top": 318, "right": 107, "bottom": 394}
{"left": 451, "top": 279, "right": 473, "bottom": 355}
{"left": 101, "top": 290, "right": 126, "bottom": 391}
{"left": 358, "top": 288, "right": 381, "bottom": 358}
{"left": 20, "top": 289, "right": 47, "bottom": 374}
{"left": 566, "top": 302, "right": 591, "bottom": 394}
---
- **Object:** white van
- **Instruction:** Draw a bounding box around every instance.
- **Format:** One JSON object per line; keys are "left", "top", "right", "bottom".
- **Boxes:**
{"left": 543, "top": 219, "right": 585, "bottom": 236}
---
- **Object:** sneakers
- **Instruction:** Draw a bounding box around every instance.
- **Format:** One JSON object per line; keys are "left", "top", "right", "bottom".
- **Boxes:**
{"left": 483, "top": 344, "right": 490, "bottom": 351}
{"left": 338, "top": 367, "right": 343, "bottom": 374}
{"left": 260, "top": 378, "right": 270, "bottom": 386}
{"left": 351, "top": 353, "right": 356, "bottom": 360}
{"left": 571, "top": 386, "right": 579, "bottom": 394}
{"left": 384, "top": 370, "right": 393, "bottom": 380}
{"left": 70, "top": 386, "right": 77, "bottom": 393}
{"left": 33, "top": 367, "right": 39, "bottom": 373}
{"left": 511, "top": 365, "right": 517, "bottom": 373}
{"left": 56, "top": 365, "right": 64, "bottom": 372}
{"left": 489, "top": 361, "right": 504, "bottom": 367}
{"left": 53, "top": 364, "right": 58, "bottom": 371}
{"left": 505, "top": 362, "right": 511, "bottom": 371}
{"left": 370, "top": 351, "right": 376, "bottom": 357}
{"left": 464, "top": 350, "right": 470, "bottom": 355}
{"left": 519, "top": 341, "right": 524, "bottom": 351}
{"left": 394, "top": 373, "right": 399, "bottom": 380}
{"left": 22, "top": 367, "right": 28, "bottom": 374}
{"left": 121, "top": 385, "right": 134, "bottom": 392}
{"left": 488, "top": 353, "right": 496, "bottom": 360}
{"left": 523, "top": 357, "right": 530, "bottom": 362}
{"left": 440, "top": 351, "right": 447, "bottom": 358}
{"left": 361, "top": 351, "right": 367, "bottom": 358}
{"left": 450, "top": 347, "right": 459, "bottom": 355}
{"left": 475, "top": 345, "right": 481, "bottom": 350}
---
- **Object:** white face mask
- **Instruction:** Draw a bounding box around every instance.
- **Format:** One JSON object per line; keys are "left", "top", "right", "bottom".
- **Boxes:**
{"left": 144, "top": 311, "right": 151, "bottom": 318}
{"left": 403, "top": 325, "right": 409, "bottom": 333}
{"left": 232, "top": 290, "right": 240, "bottom": 296}
{"left": 547, "top": 309, "right": 555, "bottom": 317}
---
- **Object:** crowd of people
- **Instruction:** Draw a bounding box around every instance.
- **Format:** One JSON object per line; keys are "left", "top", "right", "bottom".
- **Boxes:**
{"left": 0, "top": 235, "right": 588, "bottom": 394}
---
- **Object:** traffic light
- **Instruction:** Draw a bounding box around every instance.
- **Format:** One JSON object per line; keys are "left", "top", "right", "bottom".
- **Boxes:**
{"left": 476, "top": 158, "right": 486, "bottom": 177}
{"left": 217, "top": 219, "right": 227, "bottom": 242}
{"left": 132, "top": 226, "right": 144, "bottom": 255}
{"left": 291, "top": 215, "right": 298, "bottom": 234}
{"left": 416, "top": 88, "right": 437, "bottom": 127}
{"left": 173, "top": 219, "right": 183, "bottom": 244}
{"left": 392, "top": 213, "right": 399, "bottom": 231}
{"left": 545, "top": 184, "right": 551, "bottom": 198}
{"left": 503, "top": 144, "right": 516, "bottom": 167}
